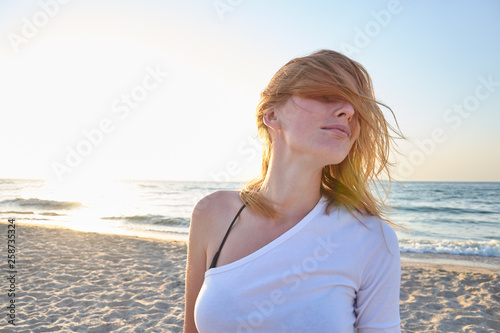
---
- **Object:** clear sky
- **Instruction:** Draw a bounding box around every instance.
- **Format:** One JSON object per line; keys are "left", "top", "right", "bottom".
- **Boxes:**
{"left": 1, "top": 0, "right": 499, "bottom": 184}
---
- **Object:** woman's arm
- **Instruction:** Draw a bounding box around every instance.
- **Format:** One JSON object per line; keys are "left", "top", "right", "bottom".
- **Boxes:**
{"left": 183, "top": 195, "right": 214, "bottom": 333}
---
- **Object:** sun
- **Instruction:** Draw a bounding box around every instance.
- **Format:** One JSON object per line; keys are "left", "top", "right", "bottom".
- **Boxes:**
{"left": 38, "top": 173, "right": 132, "bottom": 233}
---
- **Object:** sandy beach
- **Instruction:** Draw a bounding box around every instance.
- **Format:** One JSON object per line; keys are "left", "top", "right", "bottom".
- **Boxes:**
{"left": 1, "top": 223, "right": 499, "bottom": 332}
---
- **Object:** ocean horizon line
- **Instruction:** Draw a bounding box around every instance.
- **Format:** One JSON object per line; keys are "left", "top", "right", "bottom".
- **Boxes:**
{"left": 1, "top": 178, "right": 500, "bottom": 184}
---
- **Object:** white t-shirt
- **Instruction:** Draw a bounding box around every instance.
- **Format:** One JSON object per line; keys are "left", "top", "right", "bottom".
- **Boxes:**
{"left": 194, "top": 196, "right": 401, "bottom": 332}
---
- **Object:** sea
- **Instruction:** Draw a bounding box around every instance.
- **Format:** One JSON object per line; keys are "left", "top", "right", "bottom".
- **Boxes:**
{"left": 1, "top": 179, "right": 499, "bottom": 265}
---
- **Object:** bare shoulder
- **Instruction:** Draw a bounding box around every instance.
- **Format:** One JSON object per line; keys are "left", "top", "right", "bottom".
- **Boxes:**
{"left": 190, "top": 190, "right": 244, "bottom": 247}
{"left": 191, "top": 190, "right": 242, "bottom": 222}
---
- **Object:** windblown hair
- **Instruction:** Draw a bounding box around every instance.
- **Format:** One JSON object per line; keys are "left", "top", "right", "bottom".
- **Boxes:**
{"left": 239, "top": 49, "right": 404, "bottom": 228}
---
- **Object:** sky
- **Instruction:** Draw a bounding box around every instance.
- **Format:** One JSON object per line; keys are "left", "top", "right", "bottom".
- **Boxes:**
{"left": 1, "top": 0, "right": 499, "bottom": 184}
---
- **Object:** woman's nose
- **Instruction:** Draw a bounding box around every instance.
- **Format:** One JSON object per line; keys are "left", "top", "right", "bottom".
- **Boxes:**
{"left": 333, "top": 102, "right": 355, "bottom": 121}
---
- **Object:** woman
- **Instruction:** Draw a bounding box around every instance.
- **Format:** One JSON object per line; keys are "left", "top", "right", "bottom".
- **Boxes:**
{"left": 184, "top": 50, "right": 403, "bottom": 332}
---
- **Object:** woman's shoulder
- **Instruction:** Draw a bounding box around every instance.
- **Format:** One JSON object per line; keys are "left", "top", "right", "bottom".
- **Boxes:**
{"left": 190, "top": 190, "right": 244, "bottom": 237}
{"left": 192, "top": 190, "right": 243, "bottom": 220}
{"left": 337, "top": 207, "right": 400, "bottom": 252}
{"left": 189, "top": 190, "right": 246, "bottom": 262}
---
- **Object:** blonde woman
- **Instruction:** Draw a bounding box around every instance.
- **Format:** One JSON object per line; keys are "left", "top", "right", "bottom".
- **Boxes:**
{"left": 184, "top": 50, "right": 403, "bottom": 332}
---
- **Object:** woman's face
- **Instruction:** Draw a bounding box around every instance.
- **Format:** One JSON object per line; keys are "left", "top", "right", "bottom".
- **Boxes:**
{"left": 275, "top": 95, "right": 360, "bottom": 166}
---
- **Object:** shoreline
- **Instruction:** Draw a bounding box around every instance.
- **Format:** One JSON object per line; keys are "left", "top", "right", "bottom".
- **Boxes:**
{"left": 0, "top": 222, "right": 498, "bottom": 332}
{"left": 400, "top": 252, "right": 500, "bottom": 271}
{"left": 2, "top": 221, "right": 498, "bottom": 271}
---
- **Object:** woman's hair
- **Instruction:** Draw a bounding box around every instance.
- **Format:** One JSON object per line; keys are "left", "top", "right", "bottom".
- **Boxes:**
{"left": 239, "top": 49, "right": 404, "bottom": 228}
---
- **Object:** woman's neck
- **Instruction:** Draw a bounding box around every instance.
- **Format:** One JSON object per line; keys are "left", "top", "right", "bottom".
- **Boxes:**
{"left": 259, "top": 151, "right": 323, "bottom": 224}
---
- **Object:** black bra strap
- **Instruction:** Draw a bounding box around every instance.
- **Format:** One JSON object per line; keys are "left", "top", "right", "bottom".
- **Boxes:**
{"left": 209, "top": 203, "right": 247, "bottom": 269}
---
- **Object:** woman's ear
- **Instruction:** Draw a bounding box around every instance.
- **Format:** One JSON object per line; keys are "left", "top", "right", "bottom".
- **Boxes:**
{"left": 262, "top": 109, "right": 281, "bottom": 131}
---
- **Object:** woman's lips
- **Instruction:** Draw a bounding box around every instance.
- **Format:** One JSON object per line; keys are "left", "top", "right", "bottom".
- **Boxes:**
{"left": 321, "top": 124, "right": 351, "bottom": 138}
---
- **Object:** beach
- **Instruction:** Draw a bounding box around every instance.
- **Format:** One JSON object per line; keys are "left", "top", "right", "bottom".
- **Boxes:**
{"left": 1, "top": 223, "right": 499, "bottom": 332}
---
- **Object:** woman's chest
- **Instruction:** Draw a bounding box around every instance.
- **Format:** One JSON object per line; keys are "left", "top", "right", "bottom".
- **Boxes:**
{"left": 208, "top": 213, "right": 305, "bottom": 270}
{"left": 196, "top": 252, "right": 359, "bottom": 333}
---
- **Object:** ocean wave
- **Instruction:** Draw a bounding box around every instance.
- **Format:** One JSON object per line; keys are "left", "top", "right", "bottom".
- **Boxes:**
{"left": 399, "top": 239, "right": 500, "bottom": 257}
{"left": 0, "top": 210, "right": 34, "bottom": 215}
{"left": 394, "top": 205, "right": 496, "bottom": 215}
{"left": 40, "top": 212, "right": 67, "bottom": 216}
{"left": 102, "top": 215, "right": 190, "bottom": 226}
{"left": 0, "top": 210, "right": 66, "bottom": 217}
{"left": 137, "top": 184, "right": 159, "bottom": 189}
{"left": 0, "top": 198, "right": 83, "bottom": 210}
